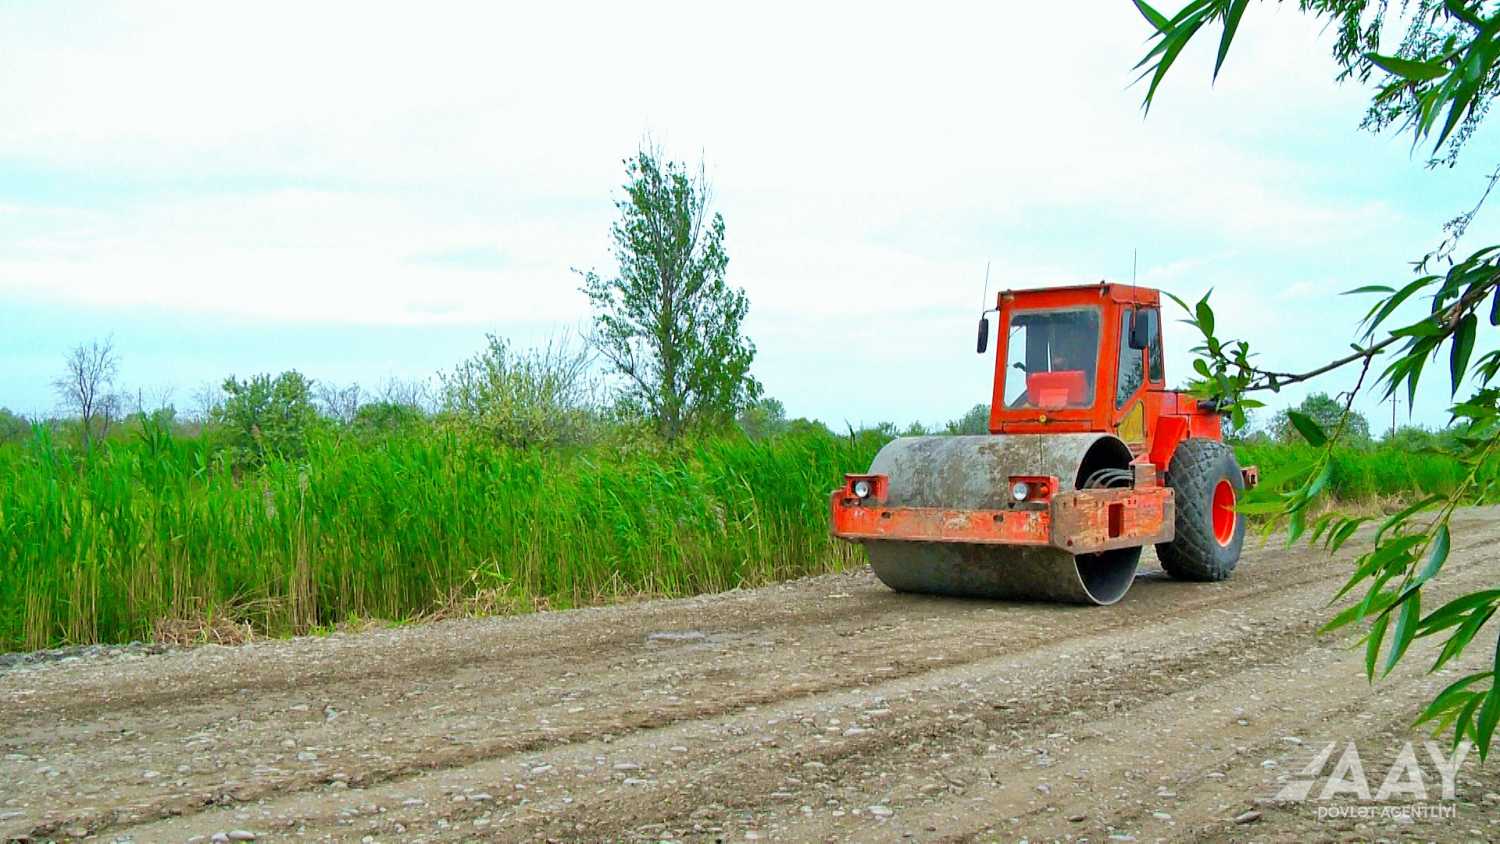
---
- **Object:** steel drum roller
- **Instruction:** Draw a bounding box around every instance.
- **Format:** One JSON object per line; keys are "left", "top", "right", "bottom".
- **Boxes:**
{"left": 863, "top": 434, "right": 1141, "bottom": 605}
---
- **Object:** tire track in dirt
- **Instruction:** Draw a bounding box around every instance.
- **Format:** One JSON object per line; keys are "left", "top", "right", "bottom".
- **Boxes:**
{"left": 4, "top": 508, "right": 1498, "bottom": 841}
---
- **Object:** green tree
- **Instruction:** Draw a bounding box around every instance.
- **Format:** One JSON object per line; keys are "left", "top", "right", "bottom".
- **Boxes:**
{"left": 354, "top": 400, "right": 426, "bottom": 436}
{"left": 785, "top": 417, "right": 835, "bottom": 439}
{"left": 1384, "top": 424, "right": 1462, "bottom": 453}
{"left": 212, "top": 371, "right": 319, "bottom": 467}
{"left": 738, "top": 397, "right": 789, "bottom": 440}
{"left": 1132, "top": 0, "right": 1500, "bottom": 754}
{"left": 1272, "top": 393, "right": 1371, "bottom": 444}
{"left": 945, "top": 403, "right": 992, "bottom": 436}
{"left": 0, "top": 408, "right": 30, "bottom": 444}
{"left": 578, "top": 144, "right": 761, "bottom": 443}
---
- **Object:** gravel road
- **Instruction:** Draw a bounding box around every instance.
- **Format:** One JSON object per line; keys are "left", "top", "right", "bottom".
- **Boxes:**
{"left": 6, "top": 508, "right": 1500, "bottom": 842}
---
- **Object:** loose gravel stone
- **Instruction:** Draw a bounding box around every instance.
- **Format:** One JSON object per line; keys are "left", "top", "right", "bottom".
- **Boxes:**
{"left": 1233, "top": 810, "right": 1263, "bottom": 825}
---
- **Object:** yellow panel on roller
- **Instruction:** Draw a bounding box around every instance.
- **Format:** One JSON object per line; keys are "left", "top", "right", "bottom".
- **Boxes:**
{"left": 1117, "top": 401, "right": 1146, "bottom": 445}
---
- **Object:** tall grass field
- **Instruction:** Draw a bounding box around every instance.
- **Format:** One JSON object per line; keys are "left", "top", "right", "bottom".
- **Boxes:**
{"left": 0, "top": 427, "right": 1471, "bottom": 652}
{"left": 1235, "top": 442, "right": 1468, "bottom": 502}
{"left": 0, "top": 426, "right": 880, "bottom": 652}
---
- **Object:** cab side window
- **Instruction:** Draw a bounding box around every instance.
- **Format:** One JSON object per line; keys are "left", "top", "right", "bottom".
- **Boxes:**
{"left": 1144, "top": 308, "right": 1164, "bottom": 383}
{"left": 1115, "top": 310, "right": 1145, "bottom": 408}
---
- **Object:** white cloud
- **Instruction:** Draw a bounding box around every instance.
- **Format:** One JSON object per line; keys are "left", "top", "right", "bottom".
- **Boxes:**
{"left": 0, "top": 1, "right": 1483, "bottom": 425}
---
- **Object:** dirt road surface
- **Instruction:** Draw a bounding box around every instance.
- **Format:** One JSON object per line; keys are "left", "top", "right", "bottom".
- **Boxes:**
{"left": 6, "top": 508, "right": 1500, "bottom": 843}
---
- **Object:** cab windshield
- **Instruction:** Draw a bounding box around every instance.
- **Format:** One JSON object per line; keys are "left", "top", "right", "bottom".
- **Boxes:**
{"left": 1002, "top": 307, "right": 1100, "bottom": 410}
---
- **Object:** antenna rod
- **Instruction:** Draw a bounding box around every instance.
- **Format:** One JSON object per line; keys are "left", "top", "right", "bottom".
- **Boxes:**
{"left": 979, "top": 260, "right": 992, "bottom": 310}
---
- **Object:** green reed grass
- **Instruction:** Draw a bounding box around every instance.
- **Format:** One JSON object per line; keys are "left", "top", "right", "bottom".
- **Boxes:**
{"left": 0, "top": 427, "right": 1470, "bottom": 653}
{"left": 0, "top": 425, "right": 881, "bottom": 652}
{"left": 1235, "top": 442, "right": 1468, "bottom": 502}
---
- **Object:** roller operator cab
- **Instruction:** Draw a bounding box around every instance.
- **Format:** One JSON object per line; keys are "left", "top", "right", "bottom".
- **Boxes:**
{"left": 831, "top": 282, "right": 1257, "bottom": 605}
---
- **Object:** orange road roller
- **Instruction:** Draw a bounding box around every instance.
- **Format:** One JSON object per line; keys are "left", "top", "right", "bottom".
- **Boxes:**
{"left": 831, "top": 282, "right": 1257, "bottom": 605}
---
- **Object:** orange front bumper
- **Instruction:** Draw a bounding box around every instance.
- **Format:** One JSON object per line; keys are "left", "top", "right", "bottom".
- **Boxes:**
{"left": 830, "top": 475, "right": 1174, "bottom": 556}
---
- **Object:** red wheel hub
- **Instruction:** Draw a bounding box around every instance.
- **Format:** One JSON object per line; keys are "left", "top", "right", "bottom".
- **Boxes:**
{"left": 1212, "top": 479, "right": 1237, "bottom": 546}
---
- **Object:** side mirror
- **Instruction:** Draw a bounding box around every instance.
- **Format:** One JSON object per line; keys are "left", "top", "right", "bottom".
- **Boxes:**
{"left": 1128, "top": 309, "right": 1152, "bottom": 351}
{"left": 976, "top": 316, "right": 990, "bottom": 354}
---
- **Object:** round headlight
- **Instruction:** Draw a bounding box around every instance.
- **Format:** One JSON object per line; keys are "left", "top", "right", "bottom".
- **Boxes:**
{"left": 852, "top": 479, "right": 872, "bottom": 499}
{"left": 1010, "top": 481, "right": 1030, "bottom": 502}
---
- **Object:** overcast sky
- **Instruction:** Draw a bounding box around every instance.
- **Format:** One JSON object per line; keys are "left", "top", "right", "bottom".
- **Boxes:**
{"left": 3, "top": 1, "right": 1496, "bottom": 431}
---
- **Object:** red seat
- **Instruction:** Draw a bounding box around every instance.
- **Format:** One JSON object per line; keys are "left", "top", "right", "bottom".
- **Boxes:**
{"left": 1026, "top": 370, "right": 1088, "bottom": 409}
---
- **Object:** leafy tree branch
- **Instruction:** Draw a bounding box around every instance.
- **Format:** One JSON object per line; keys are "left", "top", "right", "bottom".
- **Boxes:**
{"left": 1133, "top": 0, "right": 1500, "bottom": 755}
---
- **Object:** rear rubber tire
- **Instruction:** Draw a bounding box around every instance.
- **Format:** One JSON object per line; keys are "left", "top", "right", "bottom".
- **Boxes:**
{"left": 1156, "top": 438, "right": 1244, "bottom": 582}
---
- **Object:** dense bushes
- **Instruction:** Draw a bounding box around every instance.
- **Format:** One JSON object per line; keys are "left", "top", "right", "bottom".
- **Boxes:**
{"left": 437, "top": 334, "right": 599, "bottom": 448}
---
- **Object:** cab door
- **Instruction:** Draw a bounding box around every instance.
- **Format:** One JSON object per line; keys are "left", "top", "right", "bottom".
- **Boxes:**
{"left": 1113, "top": 308, "right": 1155, "bottom": 448}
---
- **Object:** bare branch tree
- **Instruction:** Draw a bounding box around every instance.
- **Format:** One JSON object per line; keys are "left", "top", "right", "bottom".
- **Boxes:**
{"left": 378, "top": 377, "right": 434, "bottom": 411}
{"left": 52, "top": 337, "right": 119, "bottom": 452}
{"left": 315, "top": 381, "right": 363, "bottom": 425}
{"left": 97, "top": 392, "right": 121, "bottom": 442}
{"left": 191, "top": 381, "right": 225, "bottom": 423}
